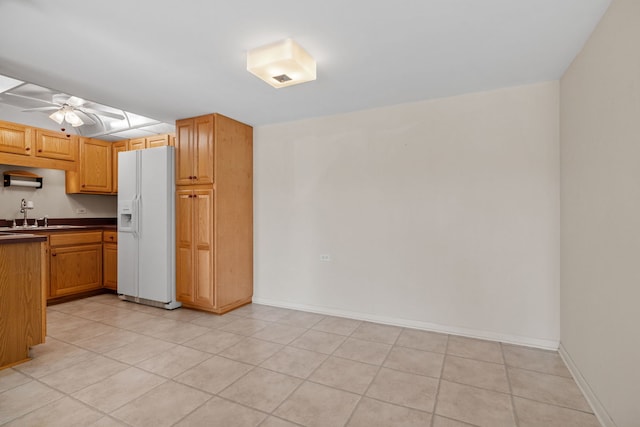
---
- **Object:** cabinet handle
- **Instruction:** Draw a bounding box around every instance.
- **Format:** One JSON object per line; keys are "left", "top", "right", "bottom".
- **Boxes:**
{"left": 52, "top": 252, "right": 57, "bottom": 257}
{"left": 25, "top": 147, "right": 31, "bottom": 151}
{"left": 82, "top": 184, "right": 86, "bottom": 187}
{"left": 38, "top": 149, "right": 42, "bottom": 152}
{"left": 109, "top": 236, "right": 114, "bottom": 240}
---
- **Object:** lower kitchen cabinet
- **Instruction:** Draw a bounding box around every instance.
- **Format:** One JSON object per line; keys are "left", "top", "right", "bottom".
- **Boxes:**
{"left": 103, "top": 231, "right": 118, "bottom": 290}
{"left": 176, "top": 189, "right": 215, "bottom": 309}
{"left": 49, "top": 231, "right": 103, "bottom": 297}
{"left": 0, "top": 240, "right": 46, "bottom": 369}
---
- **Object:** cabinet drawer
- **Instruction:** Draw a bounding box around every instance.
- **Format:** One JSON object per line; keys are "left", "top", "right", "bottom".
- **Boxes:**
{"left": 103, "top": 231, "right": 117, "bottom": 243}
{"left": 50, "top": 231, "right": 103, "bottom": 247}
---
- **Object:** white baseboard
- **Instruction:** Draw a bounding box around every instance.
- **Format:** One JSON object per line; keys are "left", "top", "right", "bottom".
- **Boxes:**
{"left": 252, "top": 296, "right": 559, "bottom": 350}
{"left": 558, "top": 343, "right": 616, "bottom": 427}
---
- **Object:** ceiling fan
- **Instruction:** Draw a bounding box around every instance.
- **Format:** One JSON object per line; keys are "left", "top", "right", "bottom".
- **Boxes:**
{"left": 19, "top": 94, "right": 126, "bottom": 127}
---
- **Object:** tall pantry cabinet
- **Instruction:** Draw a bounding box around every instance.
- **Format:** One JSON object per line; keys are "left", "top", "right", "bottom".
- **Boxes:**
{"left": 175, "top": 113, "right": 253, "bottom": 314}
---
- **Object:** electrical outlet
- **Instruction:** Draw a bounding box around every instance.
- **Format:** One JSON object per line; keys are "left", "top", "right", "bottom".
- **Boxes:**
{"left": 320, "top": 254, "right": 331, "bottom": 262}
{"left": 76, "top": 208, "right": 87, "bottom": 214}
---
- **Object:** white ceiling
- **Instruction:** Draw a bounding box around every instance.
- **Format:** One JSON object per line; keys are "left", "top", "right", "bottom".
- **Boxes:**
{"left": 0, "top": 0, "right": 611, "bottom": 128}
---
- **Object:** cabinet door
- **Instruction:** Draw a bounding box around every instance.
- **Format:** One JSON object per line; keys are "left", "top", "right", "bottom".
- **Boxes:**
{"left": 129, "top": 138, "right": 146, "bottom": 151}
{"left": 103, "top": 243, "right": 118, "bottom": 290}
{"left": 50, "top": 244, "right": 103, "bottom": 296}
{"left": 80, "top": 138, "right": 113, "bottom": 193}
{"left": 175, "top": 119, "right": 194, "bottom": 185}
{"left": 193, "top": 116, "right": 214, "bottom": 185}
{"left": 35, "top": 129, "right": 76, "bottom": 161}
{"left": 0, "top": 121, "right": 32, "bottom": 156}
{"left": 176, "top": 190, "right": 194, "bottom": 303}
{"left": 194, "top": 189, "right": 215, "bottom": 308}
{"left": 147, "top": 134, "right": 169, "bottom": 148}
{"left": 111, "top": 140, "right": 128, "bottom": 193}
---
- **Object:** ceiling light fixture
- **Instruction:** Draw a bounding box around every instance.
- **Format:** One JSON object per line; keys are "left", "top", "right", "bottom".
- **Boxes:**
{"left": 247, "top": 38, "right": 316, "bottom": 88}
{"left": 0, "top": 75, "right": 23, "bottom": 94}
{"left": 49, "top": 105, "right": 84, "bottom": 127}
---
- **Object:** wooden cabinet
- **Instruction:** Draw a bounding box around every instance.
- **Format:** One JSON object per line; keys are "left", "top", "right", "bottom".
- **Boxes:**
{"left": 128, "top": 137, "right": 147, "bottom": 151}
{"left": 0, "top": 240, "right": 46, "bottom": 369}
{"left": 176, "top": 189, "right": 215, "bottom": 307}
{"left": 34, "top": 129, "right": 77, "bottom": 162}
{"left": 129, "top": 134, "right": 172, "bottom": 151}
{"left": 49, "top": 232, "right": 103, "bottom": 297}
{"left": 65, "top": 138, "right": 113, "bottom": 194}
{"left": 103, "top": 231, "right": 118, "bottom": 291}
{"left": 175, "top": 114, "right": 253, "bottom": 314}
{"left": 0, "top": 120, "right": 77, "bottom": 171}
{"left": 0, "top": 121, "right": 32, "bottom": 156}
{"left": 175, "top": 116, "right": 214, "bottom": 185}
{"left": 111, "top": 140, "right": 128, "bottom": 193}
{"left": 147, "top": 134, "right": 171, "bottom": 148}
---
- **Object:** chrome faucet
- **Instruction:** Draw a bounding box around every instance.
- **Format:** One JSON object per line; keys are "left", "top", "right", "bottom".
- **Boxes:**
{"left": 19, "top": 199, "right": 34, "bottom": 227}
{"left": 20, "top": 199, "right": 28, "bottom": 227}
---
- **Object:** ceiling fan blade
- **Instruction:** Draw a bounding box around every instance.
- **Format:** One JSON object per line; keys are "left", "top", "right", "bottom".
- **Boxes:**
{"left": 66, "top": 96, "right": 85, "bottom": 107}
{"left": 73, "top": 110, "right": 97, "bottom": 125}
{"left": 52, "top": 93, "right": 71, "bottom": 105}
{"left": 3, "top": 92, "right": 61, "bottom": 107}
{"left": 22, "top": 106, "right": 60, "bottom": 112}
{"left": 81, "top": 107, "right": 125, "bottom": 121}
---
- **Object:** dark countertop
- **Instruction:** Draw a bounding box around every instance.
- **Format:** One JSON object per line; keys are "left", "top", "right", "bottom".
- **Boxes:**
{"left": 0, "top": 221, "right": 117, "bottom": 241}
{"left": 0, "top": 225, "right": 111, "bottom": 233}
{"left": 0, "top": 232, "right": 47, "bottom": 244}
{"left": 0, "top": 217, "right": 116, "bottom": 229}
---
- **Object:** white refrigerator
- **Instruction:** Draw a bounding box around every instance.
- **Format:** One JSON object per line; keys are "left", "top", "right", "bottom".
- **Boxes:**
{"left": 117, "top": 146, "right": 181, "bottom": 309}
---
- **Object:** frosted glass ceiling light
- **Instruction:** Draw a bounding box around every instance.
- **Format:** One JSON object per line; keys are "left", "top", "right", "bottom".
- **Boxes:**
{"left": 247, "top": 38, "right": 316, "bottom": 88}
{"left": 49, "top": 105, "right": 84, "bottom": 127}
{"left": 65, "top": 110, "right": 84, "bottom": 127}
{"left": 49, "top": 109, "right": 66, "bottom": 124}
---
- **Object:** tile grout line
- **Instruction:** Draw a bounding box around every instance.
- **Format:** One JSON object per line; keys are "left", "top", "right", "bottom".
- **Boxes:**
{"left": 502, "top": 341, "right": 520, "bottom": 427}
{"left": 341, "top": 324, "right": 405, "bottom": 427}
{"left": 429, "top": 333, "right": 450, "bottom": 427}
{"left": 252, "top": 334, "right": 334, "bottom": 423}
{"left": 27, "top": 297, "right": 595, "bottom": 426}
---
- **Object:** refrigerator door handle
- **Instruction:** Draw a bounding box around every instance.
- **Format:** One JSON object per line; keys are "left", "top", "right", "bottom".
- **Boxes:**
{"left": 137, "top": 194, "right": 142, "bottom": 239}
{"left": 132, "top": 194, "right": 139, "bottom": 239}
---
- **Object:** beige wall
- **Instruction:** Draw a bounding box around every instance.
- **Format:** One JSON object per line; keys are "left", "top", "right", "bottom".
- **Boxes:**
{"left": 0, "top": 164, "right": 116, "bottom": 220}
{"left": 560, "top": 0, "right": 640, "bottom": 426}
{"left": 254, "top": 81, "right": 560, "bottom": 347}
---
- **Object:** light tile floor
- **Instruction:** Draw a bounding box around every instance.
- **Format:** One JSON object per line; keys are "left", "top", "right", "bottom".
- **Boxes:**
{"left": 0, "top": 294, "right": 601, "bottom": 427}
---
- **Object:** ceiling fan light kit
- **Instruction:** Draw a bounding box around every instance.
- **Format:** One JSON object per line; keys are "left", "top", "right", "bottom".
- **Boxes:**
{"left": 49, "top": 106, "right": 84, "bottom": 127}
{"left": 247, "top": 38, "right": 316, "bottom": 88}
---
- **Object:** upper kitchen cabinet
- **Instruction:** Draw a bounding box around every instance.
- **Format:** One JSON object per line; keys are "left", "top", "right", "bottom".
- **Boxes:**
{"left": 147, "top": 134, "right": 171, "bottom": 148}
{"left": 0, "top": 120, "right": 77, "bottom": 171}
{"left": 128, "top": 137, "right": 146, "bottom": 151}
{"left": 34, "top": 129, "right": 77, "bottom": 162}
{"left": 65, "top": 138, "right": 112, "bottom": 194}
{"left": 175, "top": 116, "right": 214, "bottom": 185}
{"left": 0, "top": 120, "right": 32, "bottom": 156}
{"left": 111, "top": 140, "right": 128, "bottom": 193}
{"left": 128, "top": 134, "right": 173, "bottom": 151}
